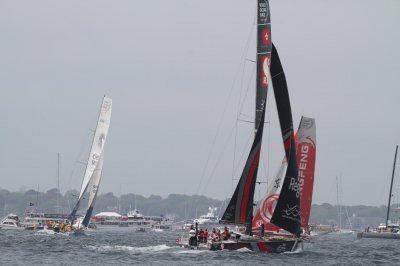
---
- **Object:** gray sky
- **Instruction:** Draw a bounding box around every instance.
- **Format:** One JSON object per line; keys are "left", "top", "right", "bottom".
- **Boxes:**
{"left": 1, "top": 0, "right": 399, "bottom": 207}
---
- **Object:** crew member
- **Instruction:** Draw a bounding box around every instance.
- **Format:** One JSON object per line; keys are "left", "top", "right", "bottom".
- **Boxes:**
{"left": 204, "top": 229, "right": 209, "bottom": 240}
{"left": 198, "top": 229, "right": 204, "bottom": 243}
{"left": 189, "top": 228, "right": 197, "bottom": 246}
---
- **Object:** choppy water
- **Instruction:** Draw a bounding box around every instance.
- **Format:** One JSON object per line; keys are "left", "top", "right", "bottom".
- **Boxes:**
{"left": 1, "top": 229, "right": 400, "bottom": 265}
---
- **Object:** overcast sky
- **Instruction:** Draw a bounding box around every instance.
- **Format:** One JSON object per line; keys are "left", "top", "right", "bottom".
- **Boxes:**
{"left": 1, "top": 0, "right": 399, "bottom": 207}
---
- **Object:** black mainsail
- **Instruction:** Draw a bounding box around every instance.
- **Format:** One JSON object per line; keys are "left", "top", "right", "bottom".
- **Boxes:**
{"left": 269, "top": 43, "right": 301, "bottom": 237}
{"left": 220, "top": 0, "right": 271, "bottom": 235}
{"left": 255, "top": 0, "right": 272, "bottom": 133}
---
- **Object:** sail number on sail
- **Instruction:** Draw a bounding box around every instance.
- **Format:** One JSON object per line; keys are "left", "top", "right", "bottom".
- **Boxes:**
{"left": 288, "top": 178, "right": 300, "bottom": 198}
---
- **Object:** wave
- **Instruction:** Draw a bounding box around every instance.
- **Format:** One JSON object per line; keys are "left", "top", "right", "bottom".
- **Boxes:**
{"left": 34, "top": 229, "right": 70, "bottom": 237}
{"left": 282, "top": 243, "right": 303, "bottom": 254}
{"left": 173, "top": 249, "right": 209, "bottom": 254}
{"left": 236, "top": 247, "right": 253, "bottom": 253}
{"left": 86, "top": 244, "right": 172, "bottom": 254}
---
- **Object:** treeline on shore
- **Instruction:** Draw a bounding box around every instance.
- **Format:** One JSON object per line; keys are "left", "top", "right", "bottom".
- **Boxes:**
{"left": 0, "top": 188, "right": 392, "bottom": 227}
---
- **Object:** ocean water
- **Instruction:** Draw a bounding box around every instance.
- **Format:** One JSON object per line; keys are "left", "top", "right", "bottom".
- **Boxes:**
{"left": 1, "top": 229, "right": 399, "bottom": 265}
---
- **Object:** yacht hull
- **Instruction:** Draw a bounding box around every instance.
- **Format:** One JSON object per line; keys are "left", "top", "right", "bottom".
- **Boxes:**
{"left": 357, "top": 231, "right": 400, "bottom": 239}
{"left": 176, "top": 237, "right": 302, "bottom": 253}
{"left": 209, "top": 238, "right": 302, "bottom": 253}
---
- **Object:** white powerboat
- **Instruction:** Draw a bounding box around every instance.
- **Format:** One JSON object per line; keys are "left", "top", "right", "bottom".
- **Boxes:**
{"left": 196, "top": 207, "right": 219, "bottom": 225}
{"left": 0, "top": 213, "right": 24, "bottom": 230}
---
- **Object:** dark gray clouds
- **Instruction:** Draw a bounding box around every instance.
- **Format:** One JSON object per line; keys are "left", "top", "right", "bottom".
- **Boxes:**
{"left": 0, "top": 1, "right": 399, "bottom": 206}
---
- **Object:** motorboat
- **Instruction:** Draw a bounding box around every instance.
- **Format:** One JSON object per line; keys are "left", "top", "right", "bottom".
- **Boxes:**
{"left": 0, "top": 213, "right": 24, "bottom": 230}
{"left": 196, "top": 207, "right": 219, "bottom": 226}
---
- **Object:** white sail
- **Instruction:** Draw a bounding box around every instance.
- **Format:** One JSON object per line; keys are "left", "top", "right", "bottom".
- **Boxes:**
{"left": 82, "top": 153, "right": 104, "bottom": 226}
{"left": 69, "top": 96, "right": 112, "bottom": 220}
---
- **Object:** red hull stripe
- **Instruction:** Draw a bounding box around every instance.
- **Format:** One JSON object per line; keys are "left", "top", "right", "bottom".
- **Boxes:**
{"left": 240, "top": 148, "right": 261, "bottom": 223}
{"left": 257, "top": 242, "right": 269, "bottom": 252}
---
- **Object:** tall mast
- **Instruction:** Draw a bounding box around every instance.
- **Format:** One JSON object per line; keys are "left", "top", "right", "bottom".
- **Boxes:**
{"left": 336, "top": 176, "right": 339, "bottom": 230}
{"left": 36, "top": 184, "right": 39, "bottom": 207}
{"left": 255, "top": 0, "right": 271, "bottom": 134}
{"left": 251, "top": 0, "right": 272, "bottom": 235}
{"left": 386, "top": 145, "right": 398, "bottom": 228}
{"left": 57, "top": 152, "right": 60, "bottom": 213}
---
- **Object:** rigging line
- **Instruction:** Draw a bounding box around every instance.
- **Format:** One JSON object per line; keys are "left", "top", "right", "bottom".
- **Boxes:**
{"left": 253, "top": 77, "right": 272, "bottom": 198}
{"left": 238, "top": 119, "right": 270, "bottom": 124}
{"left": 266, "top": 90, "right": 271, "bottom": 188}
{"left": 232, "top": 59, "right": 256, "bottom": 192}
{"left": 232, "top": 58, "right": 248, "bottom": 193}
{"left": 231, "top": 60, "right": 256, "bottom": 189}
{"left": 238, "top": 64, "right": 256, "bottom": 119}
{"left": 239, "top": 112, "right": 252, "bottom": 118}
{"left": 231, "top": 21, "right": 257, "bottom": 192}
{"left": 232, "top": 114, "right": 238, "bottom": 193}
{"left": 271, "top": 71, "right": 284, "bottom": 79}
{"left": 195, "top": 12, "right": 257, "bottom": 197}
{"left": 64, "top": 129, "right": 92, "bottom": 213}
{"left": 230, "top": 125, "right": 258, "bottom": 183}
{"left": 377, "top": 158, "right": 396, "bottom": 206}
{"left": 200, "top": 123, "right": 237, "bottom": 196}
{"left": 238, "top": 119, "right": 254, "bottom": 123}
{"left": 259, "top": 147, "right": 268, "bottom": 185}
{"left": 65, "top": 131, "right": 90, "bottom": 192}
{"left": 258, "top": 96, "right": 271, "bottom": 188}
{"left": 200, "top": 122, "right": 250, "bottom": 196}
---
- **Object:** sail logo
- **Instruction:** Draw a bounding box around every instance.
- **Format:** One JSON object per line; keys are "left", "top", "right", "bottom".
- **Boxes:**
{"left": 261, "top": 29, "right": 270, "bottom": 45}
{"left": 102, "top": 99, "right": 112, "bottom": 113}
{"left": 92, "top": 184, "right": 98, "bottom": 194}
{"left": 288, "top": 177, "right": 300, "bottom": 198}
{"left": 260, "top": 194, "right": 279, "bottom": 222}
{"left": 276, "top": 244, "right": 287, "bottom": 253}
{"left": 283, "top": 204, "right": 300, "bottom": 218}
{"left": 261, "top": 56, "right": 270, "bottom": 87}
{"left": 301, "top": 118, "right": 314, "bottom": 130}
